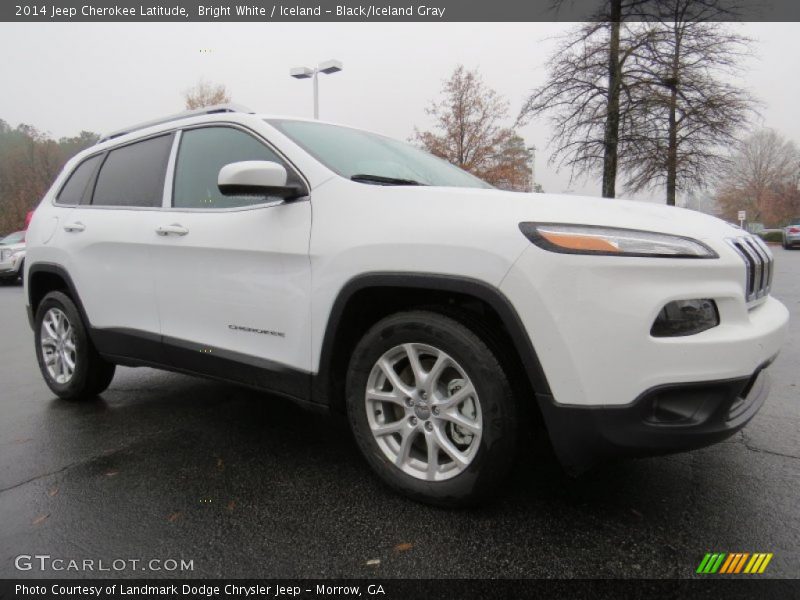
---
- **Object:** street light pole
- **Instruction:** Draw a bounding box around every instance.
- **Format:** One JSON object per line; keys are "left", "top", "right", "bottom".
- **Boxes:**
{"left": 313, "top": 70, "right": 319, "bottom": 119}
{"left": 527, "top": 145, "right": 537, "bottom": 192}
{"left": 290, "top": 59, "right": 343, "bottom": 120}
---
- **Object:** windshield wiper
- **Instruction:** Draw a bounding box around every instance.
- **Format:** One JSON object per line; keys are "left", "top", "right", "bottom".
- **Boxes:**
{"left": 350, "top": 174, "right": 426, "bottom": 186}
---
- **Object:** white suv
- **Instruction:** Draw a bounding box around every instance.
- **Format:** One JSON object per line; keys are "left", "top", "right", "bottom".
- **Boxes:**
{"left": 24, "top": 106, "right": 789, "bottom": 505}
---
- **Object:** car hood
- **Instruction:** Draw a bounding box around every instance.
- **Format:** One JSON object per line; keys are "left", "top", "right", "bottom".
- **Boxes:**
{"left": 371, "top": 185, "right": 743, "bottom": 242}
{"left": 0, "top": 242, "right": 25, "bottom": 251}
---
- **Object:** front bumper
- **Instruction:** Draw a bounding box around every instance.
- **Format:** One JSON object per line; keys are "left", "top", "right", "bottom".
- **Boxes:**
{"left": 500, "top": 244, "right": 789, "bottom": 409}
{"left": 0, "top": 266, "right": 20, "bottom": 278}
{"left": 0, "top": 255, "right": 23, "bottom": 278}
{"left": 539, "top": 364, "right": 772, "bottom": 472}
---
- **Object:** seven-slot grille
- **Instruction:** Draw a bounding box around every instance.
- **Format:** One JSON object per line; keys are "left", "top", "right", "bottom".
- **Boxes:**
{"left": 726, "top": 236, "right": 774, "bottom": 304}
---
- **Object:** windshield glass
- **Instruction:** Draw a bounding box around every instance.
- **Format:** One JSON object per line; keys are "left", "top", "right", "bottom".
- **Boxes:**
{"left": 1, "top": 231, "right": 25, "bottom": 245}
{"left": 267, "top": 119, "right": 492, "bottom": 189}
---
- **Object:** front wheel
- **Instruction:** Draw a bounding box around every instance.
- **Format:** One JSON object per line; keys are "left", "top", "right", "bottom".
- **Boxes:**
{"left": 346, "top": 311, "right": 518, "bottom": 507}
{"left": 34, "top": 291, "right": 116, "bottom": 400}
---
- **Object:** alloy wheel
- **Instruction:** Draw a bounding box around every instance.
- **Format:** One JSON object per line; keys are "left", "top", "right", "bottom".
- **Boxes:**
{"left": 40, "top": 307, "right": 77, "bottom": 384}
{"left": 365, "top": 343, "right": 483, "bottom": 481}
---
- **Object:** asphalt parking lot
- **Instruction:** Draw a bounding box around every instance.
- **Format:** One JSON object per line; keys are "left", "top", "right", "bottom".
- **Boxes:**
{"left": 0, "top": 250, "right": 798, "bottom": 580}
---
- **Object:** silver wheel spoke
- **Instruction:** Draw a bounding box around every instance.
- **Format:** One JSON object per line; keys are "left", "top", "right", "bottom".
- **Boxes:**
{"left": 434, "top": 426, "right": 470, "bottom": 466}
{"left": 426, "top": 353, "right": 450, "bottom": 390}
{"left": 43, "top": 317, "right": 59, "bottom": 341}
{"left": 437, "top": 382, "right": 475, "bottom": 410}
{"left": 371, "top": 419, "right": 405, "bottom": 437}
{"left": 378, "top": 358, "right": 413, "bottom": 397}
{"left": 62, "top": 349, "right": 76, "bottom": 371}
{"left": 58, "top": 315, "right": 68, "bottom": 337}
{"left": 395, "top": 429, "right": 415, "bottom": 467}
{"left": 366, "top": 388, "right": 406, "bottom": 406}
{"left": 440, "top": 409, "right": 481, "bottom": 434}
{"left": 425, "top": 433, "right": 439, "bottom": 480}
{"left": 403, "top": 343, "right": 426, "bottom": 388}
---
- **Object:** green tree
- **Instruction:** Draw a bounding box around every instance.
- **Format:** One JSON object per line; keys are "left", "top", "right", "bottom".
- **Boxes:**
{"left": 0, "top": 121, "right": 98, "bottom": 233}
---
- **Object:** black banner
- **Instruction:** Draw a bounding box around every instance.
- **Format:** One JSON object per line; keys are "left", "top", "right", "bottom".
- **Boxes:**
{"left": 3, "top": 0, "right": 800, "bottom": 22}
{"left": 2, "top": 579, "right": 800, "bottom": 600}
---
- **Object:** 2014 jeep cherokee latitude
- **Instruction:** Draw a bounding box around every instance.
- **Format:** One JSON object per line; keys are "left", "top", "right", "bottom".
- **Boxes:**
{"left": 24, "top": 106, "right": 789, "bottom": 506}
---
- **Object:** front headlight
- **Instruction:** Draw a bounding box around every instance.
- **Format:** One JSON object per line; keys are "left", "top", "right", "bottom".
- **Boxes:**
{"left": 519, "top": 223, "right": 717, "bottom": 258}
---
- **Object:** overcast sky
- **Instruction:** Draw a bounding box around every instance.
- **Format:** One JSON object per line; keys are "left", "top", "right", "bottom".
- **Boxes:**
{"left": 1, "top": 21, "right": 798, "bottom": 200}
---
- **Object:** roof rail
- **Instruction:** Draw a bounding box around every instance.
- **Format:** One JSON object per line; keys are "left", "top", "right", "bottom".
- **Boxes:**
{"left": 97, "top": 103, "right": 255, "bottom": 144}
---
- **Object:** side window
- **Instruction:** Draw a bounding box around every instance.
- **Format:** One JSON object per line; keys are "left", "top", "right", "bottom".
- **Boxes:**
{"left": 172, "top": 127, "right": 292, "bottom": 209}
{"left": 92, "top": 134, "right": 173, "bottom": 207}
{"left": 56, "top": 154, "right": 103, "bottom": 206}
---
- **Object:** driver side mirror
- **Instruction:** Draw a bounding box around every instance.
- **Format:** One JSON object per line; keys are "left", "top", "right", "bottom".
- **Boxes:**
{"left": 217, "top": 161, "right": 307, "bottom": 200}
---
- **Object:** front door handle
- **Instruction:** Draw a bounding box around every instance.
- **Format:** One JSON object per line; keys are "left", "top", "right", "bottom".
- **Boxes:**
{"left": 63, "top": 221, "right": 85, "bottom": 233}
{"left": 155, "top": 224, "right": 189, "bottom": 236}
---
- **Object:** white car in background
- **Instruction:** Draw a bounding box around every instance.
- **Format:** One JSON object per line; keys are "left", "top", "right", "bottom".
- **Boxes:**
{"left": 0, "top": 230, "right": 26, "bottom": 284}
{"left": 23, "top": 105, "right": 790, "bottom": 506}
{"left": 783, "top": 221, "right": 800, "bottom": 249}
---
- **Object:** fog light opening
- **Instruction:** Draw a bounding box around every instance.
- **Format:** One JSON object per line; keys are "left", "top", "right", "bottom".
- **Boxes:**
{"left": 650, "top": 299, "right": 719, "bottom": 337}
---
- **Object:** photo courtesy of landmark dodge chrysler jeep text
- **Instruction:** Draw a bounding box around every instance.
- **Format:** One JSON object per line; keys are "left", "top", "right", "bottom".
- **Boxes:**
{"left": 24, "top": 105, "right": 789, "bottom": 506}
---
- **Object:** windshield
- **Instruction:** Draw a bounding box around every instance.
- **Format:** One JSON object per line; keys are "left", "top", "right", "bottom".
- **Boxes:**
{"left": 0, "top": 231, "right": 25, "bottom": 245}
{"left": 267, "top": 119, "right": 492, "bottom": 189}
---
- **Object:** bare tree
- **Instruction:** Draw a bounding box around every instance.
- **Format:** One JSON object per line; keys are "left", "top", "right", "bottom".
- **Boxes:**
{"left": 524, "top": 0, "right": 654, "bottom": 197}
{"left": 525, "top": 0, "right": 753, "bottom": 203}
{"left": 414, "top": 66, "right": 532, "bottom": 191}
{"left": 621, "top": 1, "right": 756, "bottom": 205}
{"left": 518, "top": 18, "right": 654, "bottom": 197}
{"left": 183, "top": 79, "right": 231, "bottom": 110}
{"left": 715, "top": 129, "right": 800, "bottom": 226}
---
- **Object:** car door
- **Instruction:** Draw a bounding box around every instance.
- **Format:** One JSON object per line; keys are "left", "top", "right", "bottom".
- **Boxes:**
{"left": 52, "top": 134, "right": 173, "bottom": 360}
{"left": 150, "top": 125, "right": 312, "bottom": 399}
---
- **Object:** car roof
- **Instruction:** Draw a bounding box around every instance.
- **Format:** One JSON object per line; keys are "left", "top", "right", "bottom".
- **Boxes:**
{"left": 97, "top": 104, "right": 333, "bottom": 145}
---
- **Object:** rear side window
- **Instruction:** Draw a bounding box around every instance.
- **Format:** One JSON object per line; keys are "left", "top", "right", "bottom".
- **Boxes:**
{"left": 172, "top": 127, "right": 290, "bottom": 209}
{"left": 56, "top": 154, "right": 103, "bottom": 206}
{"left": 92, "top": 134, "right": 173, "bottom": 207}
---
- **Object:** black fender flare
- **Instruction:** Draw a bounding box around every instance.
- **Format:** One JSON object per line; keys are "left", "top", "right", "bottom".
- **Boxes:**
{"left": 26, "top": 263, "right": 93, "bottom": 334}
{"left": 312, "top": 272, "right": 554, "bottom": 407}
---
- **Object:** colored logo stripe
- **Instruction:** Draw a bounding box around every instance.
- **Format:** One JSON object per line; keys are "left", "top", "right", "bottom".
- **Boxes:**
{"left": 719, "top": 554, "right": 736, "bottom": 573}
{"left": 697, "top": 553, "right": 726, "bottom": 573}
{"left": 698, "top": 553, "right": 773, "bottom": 574}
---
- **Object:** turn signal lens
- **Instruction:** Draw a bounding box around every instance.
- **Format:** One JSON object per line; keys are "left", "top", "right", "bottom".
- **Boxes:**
{"left": 538, "top": 231, "right": 621, "bottom": 253}
{"left": 519, "top": 223, "right": 717, "bottom": 258}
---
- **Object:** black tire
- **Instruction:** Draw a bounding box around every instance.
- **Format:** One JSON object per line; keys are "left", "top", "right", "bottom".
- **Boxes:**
{"left": 346, "top": 310, "right": 517, "bottom": 507}
{"left": 16, "top": 260, "right": 24, "bottom": 285}
{"left": 34, "top": 291, "right": 115, "bottom": 400}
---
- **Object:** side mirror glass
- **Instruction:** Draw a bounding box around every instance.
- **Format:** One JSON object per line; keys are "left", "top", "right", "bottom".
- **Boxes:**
{"left": 217, "top": 161, "right": 306, "bottom": 200}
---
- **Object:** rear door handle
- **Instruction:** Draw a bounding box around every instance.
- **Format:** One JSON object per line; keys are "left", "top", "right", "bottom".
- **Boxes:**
{"left": 63, "top": 221, "right": 85, "bottom": 233}
{"left": 155, "top": 224, "right": 189, "bottom": 236}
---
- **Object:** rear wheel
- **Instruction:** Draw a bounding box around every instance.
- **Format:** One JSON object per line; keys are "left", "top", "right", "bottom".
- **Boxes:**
{"left": 34, "top": 291, "right": 115, "bottom": 400}
{"left": 346, "top": 311, "right": 517, "bottom": 506}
